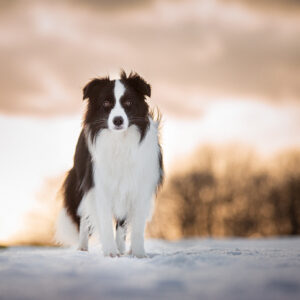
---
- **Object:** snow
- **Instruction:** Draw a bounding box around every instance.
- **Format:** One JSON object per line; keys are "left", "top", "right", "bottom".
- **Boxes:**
{"left": 1, "top": 238, "right": 300, "bottom": 300}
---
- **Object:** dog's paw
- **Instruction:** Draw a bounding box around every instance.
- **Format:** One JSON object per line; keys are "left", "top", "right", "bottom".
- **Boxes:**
{"left": 77, "top": 247, "right": 88, "bottom": 252}
{"left": 133, "top": 253, "right": 148, "bottom": 259}
{"left": 129, "top": 248, "right": 147, "bottom": 258}
{"left": 116, "top": 240, "right": 127, "bottom": 256}
{"left": 118, "top": 248, "right": 126, "bottom": 256}
{"left": 103, "top": 247, "right": 120, "bottom": 258}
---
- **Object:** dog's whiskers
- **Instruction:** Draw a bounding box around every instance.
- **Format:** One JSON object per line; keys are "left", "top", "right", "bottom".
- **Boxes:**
{"left": 129, "top": 117, "right": 148, "bottom": 122}
{"left": 90, "top": 120, "right": 107, "bottom": 125}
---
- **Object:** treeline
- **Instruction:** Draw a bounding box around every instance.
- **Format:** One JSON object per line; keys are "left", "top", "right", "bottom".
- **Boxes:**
{"left": 147, "top": 145, "right": 300, "bottom": 239}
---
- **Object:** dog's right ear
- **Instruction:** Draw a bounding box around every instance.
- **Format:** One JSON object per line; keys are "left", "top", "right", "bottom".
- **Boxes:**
{"left": 83, "top": 77, "right": 109, "bottom": 100}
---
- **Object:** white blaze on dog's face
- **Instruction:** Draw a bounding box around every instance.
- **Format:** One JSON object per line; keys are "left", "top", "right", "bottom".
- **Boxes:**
{"left": 108, "top": 80, "right": 129, "bottom": 132}
{"left": 82, "top": 71, "right": 152, "bottom": 141}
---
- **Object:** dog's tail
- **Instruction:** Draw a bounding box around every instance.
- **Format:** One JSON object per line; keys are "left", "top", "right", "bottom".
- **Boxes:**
{"left": 55, "top": 169, "right": 80, "bottom": 247}
{"left": 55, "top": 208, "right": 79, "bottom": 247}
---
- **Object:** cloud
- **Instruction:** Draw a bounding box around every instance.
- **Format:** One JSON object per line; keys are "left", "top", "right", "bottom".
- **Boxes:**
{"left": 0, "top": 0, "right": 300, "bottom": 117}
{"left": 222, "top": 0, "right": 300, "bottom": 15}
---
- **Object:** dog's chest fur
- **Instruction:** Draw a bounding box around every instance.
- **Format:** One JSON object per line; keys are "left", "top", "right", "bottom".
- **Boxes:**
{"left": 86, "top": 119, "right": 160, "bottom": 219}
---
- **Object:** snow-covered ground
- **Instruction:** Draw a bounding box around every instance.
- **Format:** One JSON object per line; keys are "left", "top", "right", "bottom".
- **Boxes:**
{"left": 1, "top": 238, "right": 300, "bottom": 300}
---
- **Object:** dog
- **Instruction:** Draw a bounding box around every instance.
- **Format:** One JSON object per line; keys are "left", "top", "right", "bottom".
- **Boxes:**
{"left": 56, "top": 71, "right": 163, "bottom": 258}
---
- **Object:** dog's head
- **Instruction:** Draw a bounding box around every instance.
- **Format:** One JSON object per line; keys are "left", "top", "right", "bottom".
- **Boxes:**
{"left": 83, "top": 71, "right": 151, "bottom": 139}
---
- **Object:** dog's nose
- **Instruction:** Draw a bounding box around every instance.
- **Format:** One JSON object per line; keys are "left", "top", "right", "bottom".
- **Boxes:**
{"left": 113, "top": 116, "right": 124, "bottom": 126}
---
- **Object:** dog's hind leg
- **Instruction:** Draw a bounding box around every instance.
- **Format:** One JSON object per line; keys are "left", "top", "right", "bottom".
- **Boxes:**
{"left": 78, "top": 216, "right": 89, "bottom": 251}
{"left": 115, "top": 218, "right": 127, "bottom": 255}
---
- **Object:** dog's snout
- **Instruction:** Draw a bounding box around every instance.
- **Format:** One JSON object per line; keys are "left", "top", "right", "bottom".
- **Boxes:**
{"left": 113, "top": 116, "right": 124, "bottom": 126}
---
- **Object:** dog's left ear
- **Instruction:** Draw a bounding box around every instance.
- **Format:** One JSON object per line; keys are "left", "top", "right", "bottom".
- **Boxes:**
{"left": 121, "top": 70, "right": 151, "bottom": 98}
{"left": 83, "top": 77, "right": 109, "bottom": 100}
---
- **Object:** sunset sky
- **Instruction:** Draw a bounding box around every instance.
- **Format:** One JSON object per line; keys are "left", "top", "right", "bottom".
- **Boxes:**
{"left": 0, "top": 0, "right": 300, "bottom": 243}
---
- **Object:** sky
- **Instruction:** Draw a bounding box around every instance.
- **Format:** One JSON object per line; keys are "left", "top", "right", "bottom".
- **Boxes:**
{"left": 0, "top": 0, "right": 300, "bottom": 243}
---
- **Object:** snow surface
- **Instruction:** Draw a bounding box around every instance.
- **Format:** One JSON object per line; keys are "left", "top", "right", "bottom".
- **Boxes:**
{"left": 1, "top": 238, "right": 300, "bottom": 300}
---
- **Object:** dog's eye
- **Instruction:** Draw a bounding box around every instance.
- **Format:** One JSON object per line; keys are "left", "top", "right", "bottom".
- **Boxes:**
{"left": 103, "top": 100, "right": 112, "bottom": 108}
{"left": 124, "top": 100, "right": 132, "bottom": 107}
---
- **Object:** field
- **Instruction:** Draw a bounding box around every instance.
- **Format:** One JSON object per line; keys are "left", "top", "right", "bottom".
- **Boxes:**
{"left": 1, "top": 238, "right": 300, "bottom": 300}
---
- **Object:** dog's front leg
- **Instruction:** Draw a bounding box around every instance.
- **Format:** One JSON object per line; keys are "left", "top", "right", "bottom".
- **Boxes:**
{"left": 94, "top": 187, "right": 119, "bottom": 257}
{"left": 130, "top": 199, "right": 149, "bottom": 258}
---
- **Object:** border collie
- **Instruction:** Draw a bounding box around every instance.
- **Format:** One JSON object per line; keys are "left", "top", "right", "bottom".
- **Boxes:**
{"left": 56, "top": 71, "right": 163, "bottom": 258}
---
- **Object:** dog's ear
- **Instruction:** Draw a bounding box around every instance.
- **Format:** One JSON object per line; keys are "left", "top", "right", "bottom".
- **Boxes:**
{"left": 120, "top": 70, "right": 151, "bottom": 98}
{"left": 83, "top": 77, "right": 109, "bottom": 100}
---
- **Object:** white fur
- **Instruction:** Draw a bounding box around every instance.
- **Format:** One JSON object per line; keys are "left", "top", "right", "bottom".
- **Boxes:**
{"left": 79, "top": 118, "right": 160, "bottom": 257}
{"left": 77, "top": 189, "right": 95, "bottom": 251}
{"left": 56, "top": 79, "right": 161, "bottom": 257}
{"left": 55, "top": 208, "right": 79, "bottom": 247}
{"left": 108, "top": 80, "right": 129, "bottom": 131}
{"left": 116, "top": 222, "right": 127, "bottom": 255}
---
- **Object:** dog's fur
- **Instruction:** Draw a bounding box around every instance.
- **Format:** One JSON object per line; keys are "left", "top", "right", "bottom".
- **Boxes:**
{"left": 56, "top": 71, "right": 163, "bottom": 257}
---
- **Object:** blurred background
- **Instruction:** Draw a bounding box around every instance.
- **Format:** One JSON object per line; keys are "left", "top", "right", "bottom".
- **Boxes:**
{"left": 0, "top": 0, "right": 300, "bottom": 246}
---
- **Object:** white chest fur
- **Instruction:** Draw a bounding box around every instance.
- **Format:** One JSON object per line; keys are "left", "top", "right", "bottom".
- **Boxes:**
{"left": 86, "top": 119, "right": 160, "bottom": 220}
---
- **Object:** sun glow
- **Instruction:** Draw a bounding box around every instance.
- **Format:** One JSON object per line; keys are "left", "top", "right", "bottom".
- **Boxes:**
{"left": 0, "top": 115, "right": 81, "bottom": 244}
